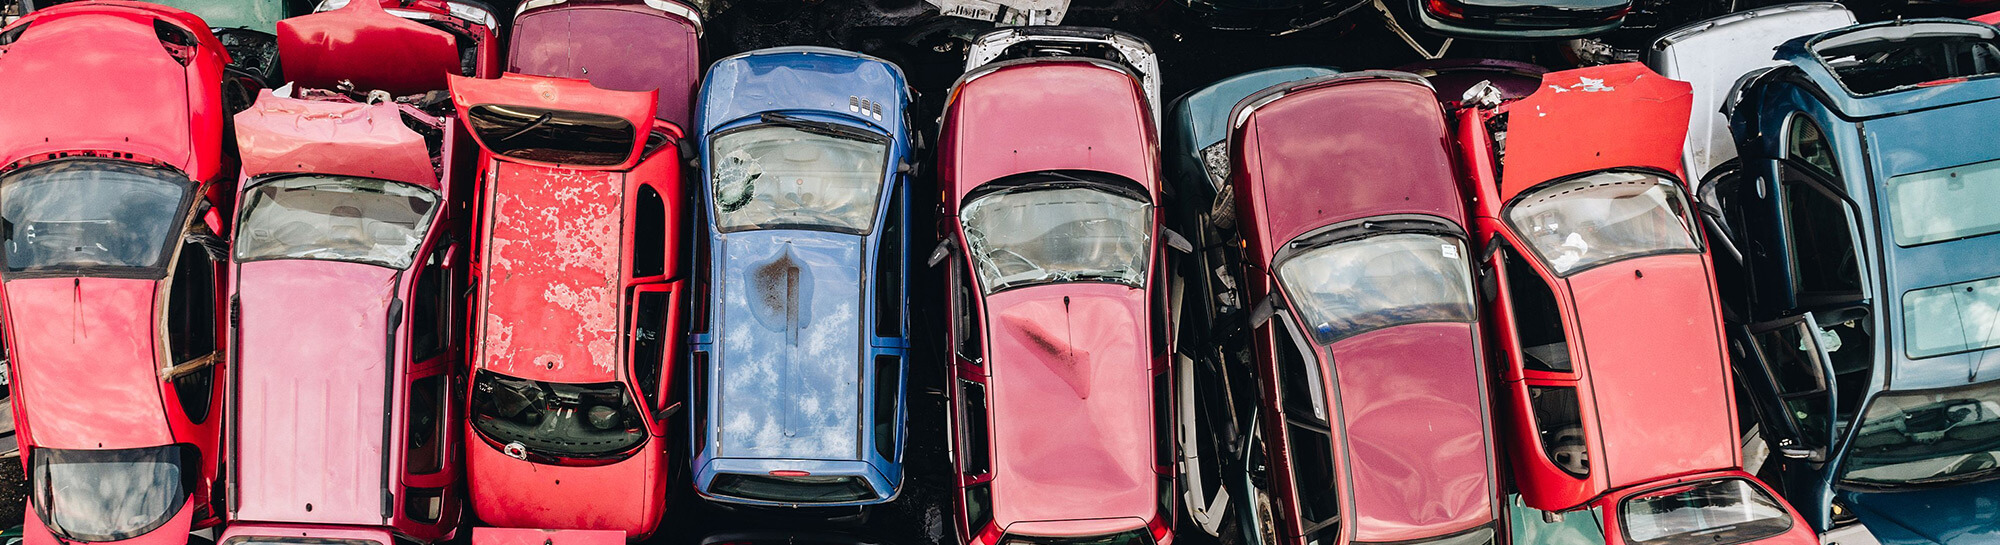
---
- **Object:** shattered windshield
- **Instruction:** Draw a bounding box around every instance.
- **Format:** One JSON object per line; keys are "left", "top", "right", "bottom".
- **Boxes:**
{"left": 31, "top": 446, "right": 188, "bottom": 543}
{"left": 0, "top": 160, "right": 192, "bottom": 274}
{"left": 235, "top": 176, "right": 439, "bottom": 269}
{"left": 1277, "top": 233, "right": 1476, "bottom": 345}
{"left": 710, "top": 125, "right": 889, "bottom": 235}
{"left": 960, "top": 186, "right": 1150, "bottom": 294}
{"left": 1840, "top": 381, "right": 2000, "bottom": 486}
{"left": 470, "top": 371, "right": 648, "bottom": 460}
{"left": 1507, "top": 171, "right": 1699, "bottom": 275}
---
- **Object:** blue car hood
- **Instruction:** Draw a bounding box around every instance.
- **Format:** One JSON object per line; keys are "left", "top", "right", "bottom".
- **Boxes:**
{"left": 712, "top": 229, "right": 868, "bottom": 461}
{"left": 1844, "top": 478, "right": 2000, "bottom": 545}
{"left": 699, "top": 46, "right": 909, "bottom": 137}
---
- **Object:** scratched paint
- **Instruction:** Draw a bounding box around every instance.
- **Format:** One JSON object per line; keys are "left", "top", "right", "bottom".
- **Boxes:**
{"left": 479, "top": 160, "right": 625, "bottom": 380}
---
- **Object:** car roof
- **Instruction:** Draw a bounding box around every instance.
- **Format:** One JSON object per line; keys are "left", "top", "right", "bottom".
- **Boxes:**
{"left": 7, "top": 277, "right": 175, "bottom": 449}
{"left": 1498, "top": 63, "right": 1691, "bottom": 202}
{"left": 1648, "top": 3, "right": 1855, "bottom": 179}
{"left": 1169, "top": 65, "right": 1341, "bottom": 167}
{"left": 1775, "top": 18, "right": 2000, "bottom": 119}
{"left": 943, "top": 59, "right": 1158, "bottom": 208}
{"left": 698, "top": 46, "right": 908, "bottom": 138}
{"left": 474, "top": 159, "right": 628, "bottom": 384}
{"left": 983, "top": 283, "right": 1158, "bottom": 530}
{"left": 232, "top": 259, "right": 401, "bottom": 525}
{"left": 0, "top": 2, "right": 221, "bottom": 177}
{"left": 1235, "top": 73, "right": 1468, "bottom": 252}
{"left": 509, "top": 0, "right": 702, "bottom": 130}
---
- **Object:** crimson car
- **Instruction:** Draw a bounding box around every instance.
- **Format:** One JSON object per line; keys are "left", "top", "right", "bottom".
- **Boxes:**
{"left": 0, "top": 3, "right": 234, "bottom": 545}
{"left": 934, "top": 43, "right": 1177, "bottom": 545}
{"left": 1458, "top": 63, "right": 1818, "bottom": 545}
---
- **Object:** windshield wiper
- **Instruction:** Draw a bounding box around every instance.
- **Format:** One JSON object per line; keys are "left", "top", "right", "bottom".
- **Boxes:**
{"left": 760, "top": 112, "right": 887, "bottom": 144}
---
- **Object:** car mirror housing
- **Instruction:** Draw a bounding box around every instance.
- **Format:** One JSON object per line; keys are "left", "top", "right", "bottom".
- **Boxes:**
{"left": 1779, "top": 445, "right": 1827, "bottom": 463}
{"left": 927, "top": 238, "right": 955, "bottom": 268}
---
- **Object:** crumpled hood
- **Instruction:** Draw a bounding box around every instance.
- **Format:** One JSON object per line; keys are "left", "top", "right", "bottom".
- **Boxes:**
{"left": 1844, "top": 479, "right": 2000, "bottom": 545}
{"left": 713, "top": 229, "right": 866, "bottom": 461}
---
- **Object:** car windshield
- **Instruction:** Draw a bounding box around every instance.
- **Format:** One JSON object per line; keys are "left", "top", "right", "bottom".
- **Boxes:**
{"left": 710, "top": 125, "right": 888, "bottom": 235}
{"left": 1902, "top": 276, "right": 2000, "bottom": 359}
{"left": 1507, "top": 171, "right": 1698, "bottom": 275}
{"left": 234, "top": 176, "right": 440, "bottom": 269}
{"left": 960, "top": 185, "right": 1151, "bottom": 294}
{"left": 1885, "top": 158, "right": 2000, "bottom": 247}
{"left": 0, "top": 160, "right": 192, "bottom": 274}
{"left": 31, "top": 446, "right": 188, "bottom": 542}
{"left": 1277, "top": 233, "right": 1476, "bottom": 344}
{"left": 1840, "top": 381, "right": 2000, "bottom": 486}
{"left": 1619, "top": 478, "right": 1793, "bottom": 545}
{"left": 470, "top": 371, "right": 647, "bottom": 460}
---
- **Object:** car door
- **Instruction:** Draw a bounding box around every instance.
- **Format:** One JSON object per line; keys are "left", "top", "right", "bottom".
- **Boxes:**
{"left": 1732, "top": 313, "right": 1838, "bottom": 509}
{"left": 946, "top": 254, "right": 995, "bottom": 543}
{"left": 401, "top": 241, "right": 461, "bottom": 533}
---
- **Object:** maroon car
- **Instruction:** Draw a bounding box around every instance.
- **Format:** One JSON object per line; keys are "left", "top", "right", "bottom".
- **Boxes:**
{"left": 1197, "top": 71, "right": 1502, "bottom": 545}
{"left": 508, "top": 0, "right": 703, "bottom": 129}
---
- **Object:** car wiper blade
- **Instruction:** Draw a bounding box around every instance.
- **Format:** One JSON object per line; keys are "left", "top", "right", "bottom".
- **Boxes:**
{"left": 759, "top": 112, "right": 887, "bottom": 144}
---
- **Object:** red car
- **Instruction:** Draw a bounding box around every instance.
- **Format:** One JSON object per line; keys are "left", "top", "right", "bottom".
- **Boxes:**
{"left": 1458, "top": 63, "right": 1817, "bottom": 545}
{"left": 0, "top": 2, "right": 234, "bottom": 545}
{"left": 1221, "top": 71, "right": 1501, "bottom": 545}
{"left": 280, "top": 0, "right": 501, "bottom": 94}
{"left": 935, "top": 49, "right": 1176, "bottom": 545}
{"left": 453, "top": 73, "right": 687, "bottom": 540}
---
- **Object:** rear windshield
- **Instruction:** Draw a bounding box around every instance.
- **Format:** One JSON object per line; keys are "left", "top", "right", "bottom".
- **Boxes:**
{"left": 1619, "top": 478, "right": 1793, "bottom": 545}
{"left": 467, "top": 104, "right": 635, "bottom": 166}
{"left": 1813, "top": 23, "right": 2000, "bottom": 96}
{"left": 470, "top": 371, "right": 647, "bottom": 460}
{"left": 31, "top": 446, "right": 189, "bottom": 542}
{"left": 1507, "top": 171, "right": 1698, "bottom": 275}
{"left": 1277, "top": 232, "right": 1475, "bottom": 344}
{"left": 709, "top": 125, "right": 888, "bottom": 235}
{"left": 1902, "top": 276, "right": 2000, "bottom": 359}
{"left": 709, "top": 473, "right": 878, "bottom": 503}
{"left": 1885, "top": 158, "right": 2000, "bottom": 247}
{"left": 999, "top": 529, "right": 1153, "bottom": 545}
{"left": 235, "top": 175, "right": 439, "bottom": 269}
{"left": 0, "top": 160, "right": 192, "bottom": 274}
{"left": 1840, "top": 380, "right": 2000, "bottom": 486}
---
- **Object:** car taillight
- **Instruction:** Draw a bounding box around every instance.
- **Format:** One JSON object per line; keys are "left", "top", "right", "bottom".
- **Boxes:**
{"left": 1149, "top": 516, "right": 1173, "bottom": 545}
{"left": 1426, "top": 0, "right": 1465, "bottom": 19}
{"left": 769, "top": 469, "right": 811, "bottom": 477}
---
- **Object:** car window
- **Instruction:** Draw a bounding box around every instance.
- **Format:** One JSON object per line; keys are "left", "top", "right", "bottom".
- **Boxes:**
{"left": 632, "top": 185, "right": 666, "bottom": 278}
{"left": 1812, "top": 26, "right": 2000, "bottom": 96}
{"left": 406, "top": 374, "right": 445, "bottom": 475}
{"left": 1504, "top": 249, "right": 1572, "bottom": 373}
{"left": 1840, "top": 380, "right": 2000, "bottom": 485}
{"left": 235, "top": 175, "right": 440, "bottom": 269}
{"left": 1531, "top": 386, "right": 1588, "bottom": 478}
{"left": 875, "top": 190, "right": 903, "bottom": 337}
{"left": 167, "top": 236, "right": 218, "bottom": 424}
{"left": 873, "top": 355, "right": 900, "bottom": 461}
{"left": 710, "top": 125, "right": 888, "bottom": 235}
{"left": 0, "top": 159, "right": 192, "bottom": 273}
{"left": 1786, "top": 116, "right": 1839, "bottom": 180}
{"left": 31, "top": 446, "right": 188, "bottom": 543}
{"left": 1272, "top": 317, "right": 1327, "bottom": 422}
{"left": 1779, "top": 165, "right": 1862, "bottom": 299}
{"left": 1752, "top": 321, "right": 1833, "bottom": 445}
{"left": 1903, "top": 276, "right": 2000, "bottom": 359}
{"left": 961, "top": 186, "right": 1150, "bottom": 293}
{"left": 466, "top": 104, "right": 636, "bottom": 167}
{"left": 630, "top": 291, "right": 669, "bottom": 410}
{"left": 1286, "top": 421, "right": 1340, "bottom": 532}
{"left": 958, "top": 379, "right": 991, "bottom": 475}
{"left": 952, "top": 261, "right": 982, "bottom": 364}
{"left": 1885, "top": 157, "right": 2000, "bottom": 247}
{"left": 411, "top": 246, "right": 450, "bottom": 362}
{"left": 1621, "top": 479, "right": 1792, "bottom": 545}
{"left": 470, "top": 371, "right": 646, "bottom": 459}
{"left": 1277, "top": 233, "right": 1475, "bottom": 344}
{"left": 1507, "top": 171, "right": 1698, "bottom": 275}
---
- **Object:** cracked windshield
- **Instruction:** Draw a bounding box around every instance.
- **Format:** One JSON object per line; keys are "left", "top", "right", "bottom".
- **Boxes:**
{"left": 1842, "top": 381, "right": 2000, "bottom": 486}
{"left": 710, "top": 125, "right": 887, "bottom": 234}
{"left": 961, "top": 185, "right": 1149, "bottom": 293}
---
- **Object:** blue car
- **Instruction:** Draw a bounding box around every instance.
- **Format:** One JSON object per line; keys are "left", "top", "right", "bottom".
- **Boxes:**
{"left": 1714, "top": 18, "right": 2000, "bottom": 545}
{"left": 689, "top": 46, "right": 915, "bottom": 511}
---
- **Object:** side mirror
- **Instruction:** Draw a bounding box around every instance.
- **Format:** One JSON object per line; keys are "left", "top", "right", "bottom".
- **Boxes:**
{"left": 1247, "top": 295, "right": 1284, "bottom": 328}
{"left": 653, "top": 402, "right": 683, "bottom": 423}
{"left": 927, "top": 238, "right": 956, "bottom": 268}
{"left": 1778, "top": 445, "right": 1827, "bottom": 463}
{"left": 1164, "top": 228, "right": 1193, "bottom": 254}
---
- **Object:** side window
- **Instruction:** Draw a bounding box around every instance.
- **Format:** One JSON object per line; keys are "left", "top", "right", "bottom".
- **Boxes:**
{"left": 411, "top": 247, "right": 449, "bottom": 362}
{"left": 631, "top": 292, "right": 668, "bottom": 410}
{"left": 690, "top": 217, "right": 712, "bottom": 335}
{"left": 166, "top": 238, "right": 217, "bottom": 424}
{"left": 963, "top": 483, "right": 992, "bottom": 538}
{"left": 633, "top": 185, "right": 666, "bottom": 279}
{"left": 957, "top": 379, "right": 990, "bottom": 475}
{"left": 1779, "top": 165, "right": 1862, "bottom": 300}
{"left": 1530, "top": 386, "right": 1588, "bottom": 477}
{"left": 873, "top": 355, "right": 900, "bottom": 460}
{"left": 1286, "top": 421, "right": 1340, "bottom": 535}
{"left": 874, "top": 191, "right": 903, "bottom": 338}
{"left": 952, "top": 260, "right": 982, "bottom": 364}
{"left": 1273, "top": 317, "right": 1327, "bottom": 422}
{"left": 1786, "top": 116, "right": 1839, "bottom": 180}
{"left": 405, "top": 375, "right": 445, "bottom": 474}
{"left": 1505, "top": 249, "right": 1572, "bottom": 373}
{"left": 690, "top": 351, "right": 709, "bottom": 453}
{"left": 1752, "top": 321, "right": 1833, "bottom": 445}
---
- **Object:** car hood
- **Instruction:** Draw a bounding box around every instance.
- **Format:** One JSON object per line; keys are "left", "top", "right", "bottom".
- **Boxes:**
{"left": 5, "top": 277, "right": 173, "bottom": 449}
{"left": 699, "top": 46, "right": 907, "bottom": 138}
{"left": 1168, "top": 66, "right": 1339, "bottom": 190}
{"left": 983, "top": 282, "right": 1157, "bottom": 527}
{"left": 277, "top": 0, "right": 462, "bottom": 96}
{"left": 1566, "top": 253, "right": 1736, "bottom": 488}
{"left": 0, "top": 7, "right": 208, "bottom": 173}
{"left": 1843, "top": 478, "right": 2000, "bottom": 545}
{"left": 234, "top": 90, "right": 439, "bottom": 188}
{"left": 712, "top": 229, "right": 867, "bottom": 461}
{"left": 509, "top": 4, "right": 702, "bottom": 130}
{"left": 1327, "top": 321, "right": 1497, "bottom": 542}
{"left": 234, "top": 259, "right": 398, "bottom": 525}
{"left": 475, "top": 160, "right": 626, "bottom": 384}
{"left": 1499, "top": 63, "right": 1692, "bottom": 202}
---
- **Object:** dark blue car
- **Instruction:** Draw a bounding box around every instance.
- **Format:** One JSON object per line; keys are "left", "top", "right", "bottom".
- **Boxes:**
{"left": 689, "top": 46, "right": 915, "bottom": 510}
{"left": 1714, "top": 18, "right": 2000, "bottom": 545}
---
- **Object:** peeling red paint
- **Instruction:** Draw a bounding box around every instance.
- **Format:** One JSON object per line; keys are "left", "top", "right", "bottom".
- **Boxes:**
{"left": 479, "top": 162, "right": 625, "bottom": 380}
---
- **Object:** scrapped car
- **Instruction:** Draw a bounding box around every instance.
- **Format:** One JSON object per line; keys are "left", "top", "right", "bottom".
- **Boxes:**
{"left": 1714, "top": 18, "right": 2000, "bottom": 545}
{"left": 1162, "top": 64, "right": 1338, "bottom": 539}
{"left": 509, "top": 0, "right": 703, "bottom": 130}
{"left": 1646, "top": 2, "right": 1854, "bottom": 183}
{"left": 1167, "top": 0, "right": 1367, "bottom": 35}
{"left": 1459, "top": 63, "right": 1818, "bottom": 545}
{"left": 288, "top": 0, "right": 501, "bottom": 92}
{"left": 963, "top": 26, "right": 1162, "bottom": 127}
{"left": 218, "top": 88, "right": 468, "bottom": 545}
{"left": 21, "top": 0, "right": 295, "bottom": 89}
{"left": 1220, "top": 71, "right": 1501, "bottom": 545}
{"left": 935, "top": 45, "right": 1176, "bottom": 545}
{"left": 1395, "top": 58, "right": 1547, "bottom": 110}
{"left": 455, "top": 73, "right": 687, "bottom": 539}
{"left": 1408, "top": 0, "right": 1630, "bottom": 39}
{"left": 689, "top": 46, "right": 914, "bottom": 512}
{"left": 0, "top": 3, "right": 235, "bottom": 544}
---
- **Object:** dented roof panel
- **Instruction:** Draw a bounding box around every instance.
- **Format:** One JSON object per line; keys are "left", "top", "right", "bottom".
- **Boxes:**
{"left": 476, "top": 160, "right": 626, "bottom": 383}
{"left": 1500, "top": 63, "right": 1693, "bottom": 202}
{"left": 234, "top": 90, "right": 440, "bottom": 187}
{"left": 712, "top": 229, "right": 866, "bottom": 461}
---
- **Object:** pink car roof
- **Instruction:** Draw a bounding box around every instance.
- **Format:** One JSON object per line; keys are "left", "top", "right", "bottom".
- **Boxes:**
{"left": 983, "top": 282, "right": 1158, "bottom": 533}
{"left": 6, "top": 277, "right": 173, "bottom": 449}
{"left": 232, "top": 259, "right": 400, "bottom": 525}
{"left": 944, "top": 60, "right": 1158, "bottom": 205}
